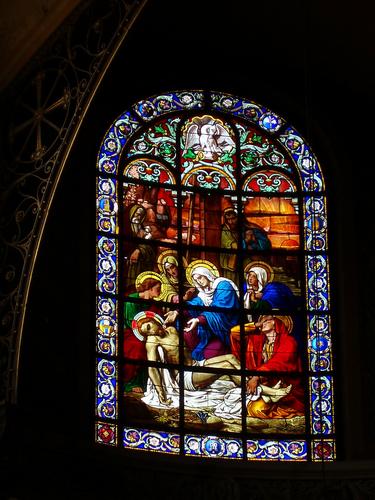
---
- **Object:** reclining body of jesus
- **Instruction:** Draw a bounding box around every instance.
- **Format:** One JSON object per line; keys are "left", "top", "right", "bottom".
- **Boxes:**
{"left": 138, "top": 317, "right": 291, "bottom": 406}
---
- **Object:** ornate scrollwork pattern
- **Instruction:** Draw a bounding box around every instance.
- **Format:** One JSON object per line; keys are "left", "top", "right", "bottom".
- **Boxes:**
{"left": 0, "top": 0, "right": 149, "bottom": 402}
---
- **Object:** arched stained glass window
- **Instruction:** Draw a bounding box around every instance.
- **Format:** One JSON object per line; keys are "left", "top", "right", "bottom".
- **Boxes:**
{"left": 95, "top": 91, "right": 335, "bottom": 462}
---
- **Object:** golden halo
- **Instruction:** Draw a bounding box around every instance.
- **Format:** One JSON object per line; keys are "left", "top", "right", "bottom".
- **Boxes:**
{"left": 274, "top": 315, "right": 293, "bottom": 334}
{"left": 223, "top": 206, "right": 237, "bottom": 214}
{"left": 244, "top": 261, "right": 274, "bottom": 283}
{"left": 157, "top": 249, "right": 188, "bottom": 274}
{"left": 185, "top": 260, "right": 219, "bottom": 286}
{"left": 258, "top": 314, "right": 293, "bottom": 334}
{"left": 135, "top": 271, "right": 162, "bottom": 290}
{"left": 132, "top": 311, "right": 164, "bottom": 341}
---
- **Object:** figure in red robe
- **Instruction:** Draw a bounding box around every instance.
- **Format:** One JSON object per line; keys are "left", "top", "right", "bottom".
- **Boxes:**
{"left": 230, "top": 315, "right": 304, "bottom": 418}
{"left": 123, "top": 276, "right": 163, "bottom": 394}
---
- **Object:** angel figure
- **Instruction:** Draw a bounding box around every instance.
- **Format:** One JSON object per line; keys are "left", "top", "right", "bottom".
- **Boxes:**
{"left": 183, "top": 115, "right": 235, "bottom": 161}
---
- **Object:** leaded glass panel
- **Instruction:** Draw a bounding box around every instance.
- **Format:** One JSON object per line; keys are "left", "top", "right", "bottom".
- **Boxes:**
{"left": 95, "top": 91, "right": 335, "bottom": 462}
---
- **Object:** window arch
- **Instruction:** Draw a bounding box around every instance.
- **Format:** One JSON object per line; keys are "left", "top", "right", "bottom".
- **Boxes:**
{"left": 95, "top": 90, "right": 335, "bottom": 462}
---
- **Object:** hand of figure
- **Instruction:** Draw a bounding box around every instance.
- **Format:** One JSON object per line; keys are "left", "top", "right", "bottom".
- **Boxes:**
{"left": 183, "top": 288, "right": 196, "bottom": 301}
{"left": 140, "top": 199, "right": 152, "bottom": 209}
{"left": 246, "top": 376, "right": 260, "bottom": 395}
{"left": 164, "top": 310, "right": 178, "bottom": 325}
{"left": 184, "top": 317, "right": 199, "bottom": 332}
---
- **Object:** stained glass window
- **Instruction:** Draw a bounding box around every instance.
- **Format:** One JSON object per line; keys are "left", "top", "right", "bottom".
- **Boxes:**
{"left": 95, "top": 91, "right": 335, "bottom": 462}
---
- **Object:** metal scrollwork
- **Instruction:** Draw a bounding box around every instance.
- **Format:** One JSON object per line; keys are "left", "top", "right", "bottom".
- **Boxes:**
{"left": 0, "top": 0, "right": 148, "bottom": 403}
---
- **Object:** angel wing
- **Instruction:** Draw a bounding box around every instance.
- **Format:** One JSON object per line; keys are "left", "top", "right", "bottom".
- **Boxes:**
{"left": 183, "top": 123, "right": 200, "bottom": 151}
{"left": 215, "top": 123, "right": 235, "bottom": 151}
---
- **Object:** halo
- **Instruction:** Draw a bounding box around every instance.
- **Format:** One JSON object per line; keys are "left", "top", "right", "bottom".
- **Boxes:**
{"left": 223, "top": 206, "right": 237, "bottom": 214}
{"left": 157, "top": 249, "right": 188, "bottom": 274}
{"left": 131, "top": 310, "right": 165, "bottom": 341}
{"left": 244, "top": 261, "right": 274, "bottom": 283}
{"left": 258, "top": 314, "right": 293, "bottom": 334}
{"left": 185, "top": 260, "right": 219, "bottom": 286}
{"left": 274, "top": 315, "right": 293, "bottom": 334}
{"left": 135, "top": 271, "right": 162, "bottom": 290}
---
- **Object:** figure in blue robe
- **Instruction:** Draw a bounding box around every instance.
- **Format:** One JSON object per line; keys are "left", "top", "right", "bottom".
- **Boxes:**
{"left": 184, "top": 267, "right": 240, "bottom": 361}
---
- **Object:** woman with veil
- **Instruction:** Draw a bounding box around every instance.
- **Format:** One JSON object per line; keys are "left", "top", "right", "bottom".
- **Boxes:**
{"left": 165, "top": 260, "right": 240, "bottom": 361}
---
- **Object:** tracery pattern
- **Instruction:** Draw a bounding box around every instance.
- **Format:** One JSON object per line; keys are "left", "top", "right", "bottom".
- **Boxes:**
{"left": 127, "top": 118, "right": 180, "bottom": 166}
{"left": 243, "top": 171, "right": 296, "bottom": 193}
{"left": 236, "top": 123, "right": 293, "bottom": 176}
